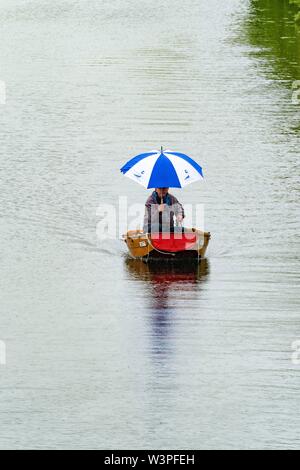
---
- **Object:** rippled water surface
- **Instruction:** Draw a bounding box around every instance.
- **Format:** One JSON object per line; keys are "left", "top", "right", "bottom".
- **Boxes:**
{"left": 0, "top": 0, "right": 300, "bottom": 450}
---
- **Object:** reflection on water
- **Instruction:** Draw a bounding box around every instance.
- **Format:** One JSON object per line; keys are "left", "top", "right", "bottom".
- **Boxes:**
{"left": 125, "top": 258, "right": 209, "bottom": 285}
{"left": 125, "top": 259, "right": 209, "bottom": 358}
{"left": 126, "top": 259, "right": 209, "bottom": 314}
{"left": 241, "top": 0, "right": 300, "bottom": 82}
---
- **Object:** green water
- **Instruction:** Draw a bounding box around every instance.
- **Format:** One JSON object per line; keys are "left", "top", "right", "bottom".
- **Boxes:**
{"left": 242, "top": 0, "right": 300, "bottom": 82}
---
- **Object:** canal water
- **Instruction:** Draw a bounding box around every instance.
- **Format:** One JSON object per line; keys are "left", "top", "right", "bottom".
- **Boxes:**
{"left": 0, "top": 0, "right": 299, "bottom": 450}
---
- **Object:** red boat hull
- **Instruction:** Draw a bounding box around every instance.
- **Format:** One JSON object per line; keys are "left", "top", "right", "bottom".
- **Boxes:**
{"left": 150, "top": 233, "right": 198, "bottom": 253}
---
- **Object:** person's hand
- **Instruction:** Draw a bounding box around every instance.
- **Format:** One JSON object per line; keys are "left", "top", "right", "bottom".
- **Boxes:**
{"left": 158, "top": 204, "right": 165, "bottom": 213}
{"left": 176, "top": 214, "right": 183, "bottom": 223}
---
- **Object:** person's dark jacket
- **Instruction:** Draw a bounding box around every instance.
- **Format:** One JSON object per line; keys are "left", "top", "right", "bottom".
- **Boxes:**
{"left": 143, "top": 191, "right": 185, "bottom": 233}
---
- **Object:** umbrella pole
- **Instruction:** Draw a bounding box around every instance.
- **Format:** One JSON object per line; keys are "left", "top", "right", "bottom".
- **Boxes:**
{"left": 160, "top": 147, "right": 163, "bottom": 233}
{"left": 160, "top": 196, "right": 163, "bottom": 234}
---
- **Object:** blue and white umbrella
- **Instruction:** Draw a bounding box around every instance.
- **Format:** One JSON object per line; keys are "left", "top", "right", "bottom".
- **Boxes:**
{"left": 120, "top": 148, "right": 203, "bottom": 189}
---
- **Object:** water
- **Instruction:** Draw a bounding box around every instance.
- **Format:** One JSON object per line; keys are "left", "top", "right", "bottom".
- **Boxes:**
{"left": 0, "top": 0, "right": 300, "bottom": 450}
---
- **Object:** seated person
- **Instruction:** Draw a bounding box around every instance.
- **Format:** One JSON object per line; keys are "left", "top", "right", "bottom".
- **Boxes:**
{"left": 143, "top": 187, "right": 185, "bottom": 233}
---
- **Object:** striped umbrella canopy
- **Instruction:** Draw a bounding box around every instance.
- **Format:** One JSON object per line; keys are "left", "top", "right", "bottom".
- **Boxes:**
{"left": 120, "top": 148, "right": 203, "bottom": 189}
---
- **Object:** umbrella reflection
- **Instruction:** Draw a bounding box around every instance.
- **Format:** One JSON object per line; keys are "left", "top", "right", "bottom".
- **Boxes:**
{"left": 125, "top": 258, "right": 210, "bottom": 359}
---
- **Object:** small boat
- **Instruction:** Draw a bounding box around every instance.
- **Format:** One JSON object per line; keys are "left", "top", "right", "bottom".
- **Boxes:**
{"left": 123, "top": 229, "right": 211, "bottom": 262}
